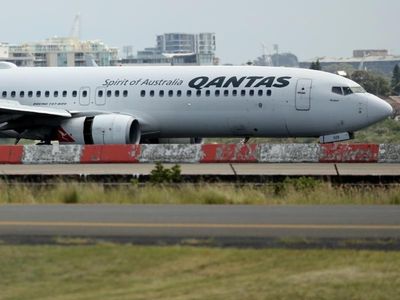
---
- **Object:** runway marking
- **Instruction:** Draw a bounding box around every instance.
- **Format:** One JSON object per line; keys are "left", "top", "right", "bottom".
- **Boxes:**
{"left": 0, "top": 222, "right": 399, "bottom": 230}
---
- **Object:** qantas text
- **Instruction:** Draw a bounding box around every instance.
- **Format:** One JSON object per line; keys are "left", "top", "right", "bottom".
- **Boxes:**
{"left": 188, "top": 76, "right": 291, "bottom": 90}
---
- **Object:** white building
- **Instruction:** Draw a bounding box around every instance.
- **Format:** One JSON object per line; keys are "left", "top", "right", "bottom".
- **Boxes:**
{"left": 3, "top": 37, "right": 118, "bottom": 67}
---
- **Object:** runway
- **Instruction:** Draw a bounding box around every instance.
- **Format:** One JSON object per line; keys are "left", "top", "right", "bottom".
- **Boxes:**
{"left": 0, "top": 205, "right": 399, "bottom": 248}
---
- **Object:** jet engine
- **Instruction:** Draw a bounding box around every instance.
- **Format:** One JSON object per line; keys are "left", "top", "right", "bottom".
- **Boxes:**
{"left": 57, "top": 114, "right": 141, "bottom": 144}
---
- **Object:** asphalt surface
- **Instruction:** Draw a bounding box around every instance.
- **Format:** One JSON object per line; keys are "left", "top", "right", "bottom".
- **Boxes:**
{"left": 0, "top": 163, "right": 400, "bottom": 176}
{"left": 0, "top": 205, "right": 399, "bottom": 248}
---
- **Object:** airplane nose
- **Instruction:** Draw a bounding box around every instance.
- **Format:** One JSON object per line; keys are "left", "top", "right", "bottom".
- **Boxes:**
{"left": 368, "top": 96, "right": 393, "bottom": 123}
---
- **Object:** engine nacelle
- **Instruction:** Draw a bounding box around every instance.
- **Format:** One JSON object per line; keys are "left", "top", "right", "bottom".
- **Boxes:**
{"left": 57, "top": 114, "right": 141, "bottom": 144}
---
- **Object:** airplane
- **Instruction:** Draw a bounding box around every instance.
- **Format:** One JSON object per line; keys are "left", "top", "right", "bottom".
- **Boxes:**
{"left": 0, "top": 62, "right": 393, "bottom": 145}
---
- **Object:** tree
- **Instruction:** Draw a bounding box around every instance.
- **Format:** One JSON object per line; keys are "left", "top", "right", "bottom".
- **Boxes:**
{"left": 351, "top": 70, "right": 390, "bottom": 97}
{"left": 310, "top": 59, "right": 321, "bottom": 70}
{"left": 391, "top": 64, "right": 400, "bottom": 95}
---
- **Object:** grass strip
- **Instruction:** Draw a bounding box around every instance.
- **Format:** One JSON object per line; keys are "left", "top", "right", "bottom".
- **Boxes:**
{"left": 0, "top": 179, "right": 400, "bottom": 205}
{"left": 0, "top": 244, "right": 399, "bottom": 300}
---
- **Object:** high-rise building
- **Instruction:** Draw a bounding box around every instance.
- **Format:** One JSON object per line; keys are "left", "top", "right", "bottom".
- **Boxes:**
{"left": 120, "top": 32, "right": 217, "bottom": 66}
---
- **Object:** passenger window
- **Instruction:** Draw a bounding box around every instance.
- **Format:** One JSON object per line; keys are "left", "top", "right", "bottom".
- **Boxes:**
{"left": 11, "top": 91, "right": 16, "bottom": 98}
{"left": 215, "top": 90, "right": 220, "bottom": 97}
{"left": 241, "top": 90, "right": 246, "bottom": 96}
{"left": 168, "top": 90, "right": 174, "bottom": 97}
{"left": 224, "top": 90, "right": 229, "bottom": 97}
{"left": 159, "top": 90, "right": 164, "bottom": 97}
{"left": 205, "top": 90, "right": 211, "bottom": 97}
{"left": 82, "top": 91, "right": 88, "bottom": 97}
{"left": 2, "top": 91, "right": 6, "bottom": 98}
{"left": 20, "top": 91, "right": 25, "bottom": 98}
{"left": 232, "top": 90, "right": 237, "bottom": 96}
{"left": 267, "top": 90, "right": 272, "bottom": 96}
{"left": 150, "top": 90, "right": 155, "bottom": 97}
{"left": 196, "top": 90, "right": 201, "bottom": 97}
{"left": 177, "top": 90, "right": 182, "bottom": 97}
{"left": 258, "top": 90, "right": 263, "bottom": 96}
{"left": 249, "top": 90, "right": 255, "bottom": 96}
{"left": 115, "top": 90, "right": 120, "bottom": 97}
{"left": 72, "top": 91, "right": 77, "bottom": 97}
{"left": 45, "top": 91, "right": 50, "bottom": 97}
{"left": 63, "top": 91, "right": 67, "bottom": 97}
{"left": 54, "top": 91, "right": 58, "bottom": 97}
{"left": 140, "top": 90, "right": 146, "bottom": 97}
{"left": 28, "top": 91, "right": 33, "bottom": 98}
{"left": 343, "top": 87, "right": 353, "bottom": 96}
{"left": 98, "top": 90, "right": 103, "bottom": 97}
{"left": 106, "top": 90, "right": 112, "bottom": 97}
{"left": 123, "top": 90, "right": 128, "bottom": 97}
{"left": 187, "top": 90, "right": 192, "bottom": 97}
{"left": 36, "top": 91, "right": 41, "bottom": 97}
{"left": 332, "top": 87, "right": 343, "bottom": 95}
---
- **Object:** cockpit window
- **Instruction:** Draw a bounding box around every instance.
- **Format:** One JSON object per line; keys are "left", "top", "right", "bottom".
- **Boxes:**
{"left": 332, "top": 86, "right": 366, "bottom": 96}
{"left": 350, "top": 86, "right": 366, "bottom": 93}
{"left": 332, "top": 87, "right": 343, "bottom": 95}
{"left": 343, "top": 87, "right": 353, "bottom": 95}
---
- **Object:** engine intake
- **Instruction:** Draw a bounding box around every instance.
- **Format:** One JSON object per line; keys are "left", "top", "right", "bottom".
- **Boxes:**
{"left": 58, "top": 114, "right": 141, "bottom": 144}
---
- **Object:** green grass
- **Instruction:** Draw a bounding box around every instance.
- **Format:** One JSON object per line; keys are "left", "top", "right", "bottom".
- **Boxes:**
{"left": 1, "top": 180, "right": 400, "bottom": 205}
{"left": 0, "top": 244, "right": 399, "bottom": 300}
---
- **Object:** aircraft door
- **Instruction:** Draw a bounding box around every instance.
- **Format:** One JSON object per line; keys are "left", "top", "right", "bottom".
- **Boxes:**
{"left": 95, "top": 87, "right": 106, "bottom": 106}
{"left": 295, "top": 79, "right": 312, "bottom": 111}
{"left": 79, "top": 87, "right": 91, "bottom": 106}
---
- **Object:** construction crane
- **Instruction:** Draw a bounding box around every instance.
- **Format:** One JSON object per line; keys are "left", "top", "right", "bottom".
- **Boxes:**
{"left": 70, "top": 13, "right": 81, "bottom": 39}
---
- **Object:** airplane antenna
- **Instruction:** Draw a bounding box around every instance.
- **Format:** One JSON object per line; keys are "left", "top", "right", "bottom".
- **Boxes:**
{"left": 70, "top": 13, "right": 81, "bottom": 39}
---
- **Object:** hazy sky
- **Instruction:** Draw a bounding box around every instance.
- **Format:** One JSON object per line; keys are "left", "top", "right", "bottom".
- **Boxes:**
{"left": 1, "top": 0, "right": 399, "bottom": 64}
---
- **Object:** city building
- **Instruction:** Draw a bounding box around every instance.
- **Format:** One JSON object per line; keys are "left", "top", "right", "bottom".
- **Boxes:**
{"left": 2, "top": 37, "right": 118, "bottom": 67}
{"left": 300, "top": 49, "right": 400, "bottom": 75}
{"left": 119, "top": 32, "right": 217, "bottom": 66}
{"left": 253, "top": 53, "right": 299, "bottom": 67}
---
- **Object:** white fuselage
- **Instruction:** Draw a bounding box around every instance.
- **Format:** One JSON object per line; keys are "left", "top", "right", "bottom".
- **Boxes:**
{"left": 0, "top": 65, "right": 393, "bottom": 142}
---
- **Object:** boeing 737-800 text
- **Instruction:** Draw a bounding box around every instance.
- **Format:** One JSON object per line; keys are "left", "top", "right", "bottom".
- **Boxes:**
{"left": 0, "top": 62, "right": 393, "bottom": 144}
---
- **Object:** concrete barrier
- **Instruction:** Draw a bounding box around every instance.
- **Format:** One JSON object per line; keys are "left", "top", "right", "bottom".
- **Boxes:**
{"left": 258, "top": 144, "right": 320, "bottom": 163}
{"left": 0, "top": 143, "right": 395, "bottom": 164}
{"left": 22, "top": 145, "right": 82, "bottom": 164}
{"left": 320, "top": 144, "right": 379, "bottom": 163}
{"left": 81, "top": 145, "right": 141, "bottom": 163}
{"left": 200, "top": 144, "right": 258, "bottom": 163}
{"left": 139, "top": 144, "right": 202, "bottom": 163}
{"left": 378, "top": 144, "right": 400, "bottom": 163}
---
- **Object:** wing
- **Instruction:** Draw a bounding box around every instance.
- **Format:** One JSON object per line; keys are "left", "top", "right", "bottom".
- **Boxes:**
{"left": 0, "top": 100, "right": 72, "bottom": 141}
{"left": 0, "top": 100, "right": 71, "bottom": 119}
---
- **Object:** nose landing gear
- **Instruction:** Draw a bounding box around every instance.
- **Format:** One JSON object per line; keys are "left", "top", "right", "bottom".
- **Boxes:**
{"left": 319, "top": 132, "right": 354, "bottom": 144}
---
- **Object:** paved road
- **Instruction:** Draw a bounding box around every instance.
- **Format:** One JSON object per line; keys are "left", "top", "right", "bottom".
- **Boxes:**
{"left": 0, "top": 163, "right": 400, "bottom": 176}
{"left": 0, "top": 205, "right": 399, "bottom": 247}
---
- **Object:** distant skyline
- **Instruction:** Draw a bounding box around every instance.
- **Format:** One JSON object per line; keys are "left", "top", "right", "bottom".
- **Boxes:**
{"left": 1, "top": 0, "right": 399, "bottom": 64}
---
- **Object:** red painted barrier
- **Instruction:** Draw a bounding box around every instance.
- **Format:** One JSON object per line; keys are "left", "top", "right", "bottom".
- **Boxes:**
{"left": 319, "top": 144, "right": 379, "bottom": 163}
{"left": 0, "top": 143, "right": 389, "bottom": 164}
{"left": 80, "top": 145, "right": 141, "bottom": 163}
{"left": 200, "top": 144, "right": 258, "bottom": 163}
{"left": 0, "top": 146, "right": 23, "bottom": 164}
